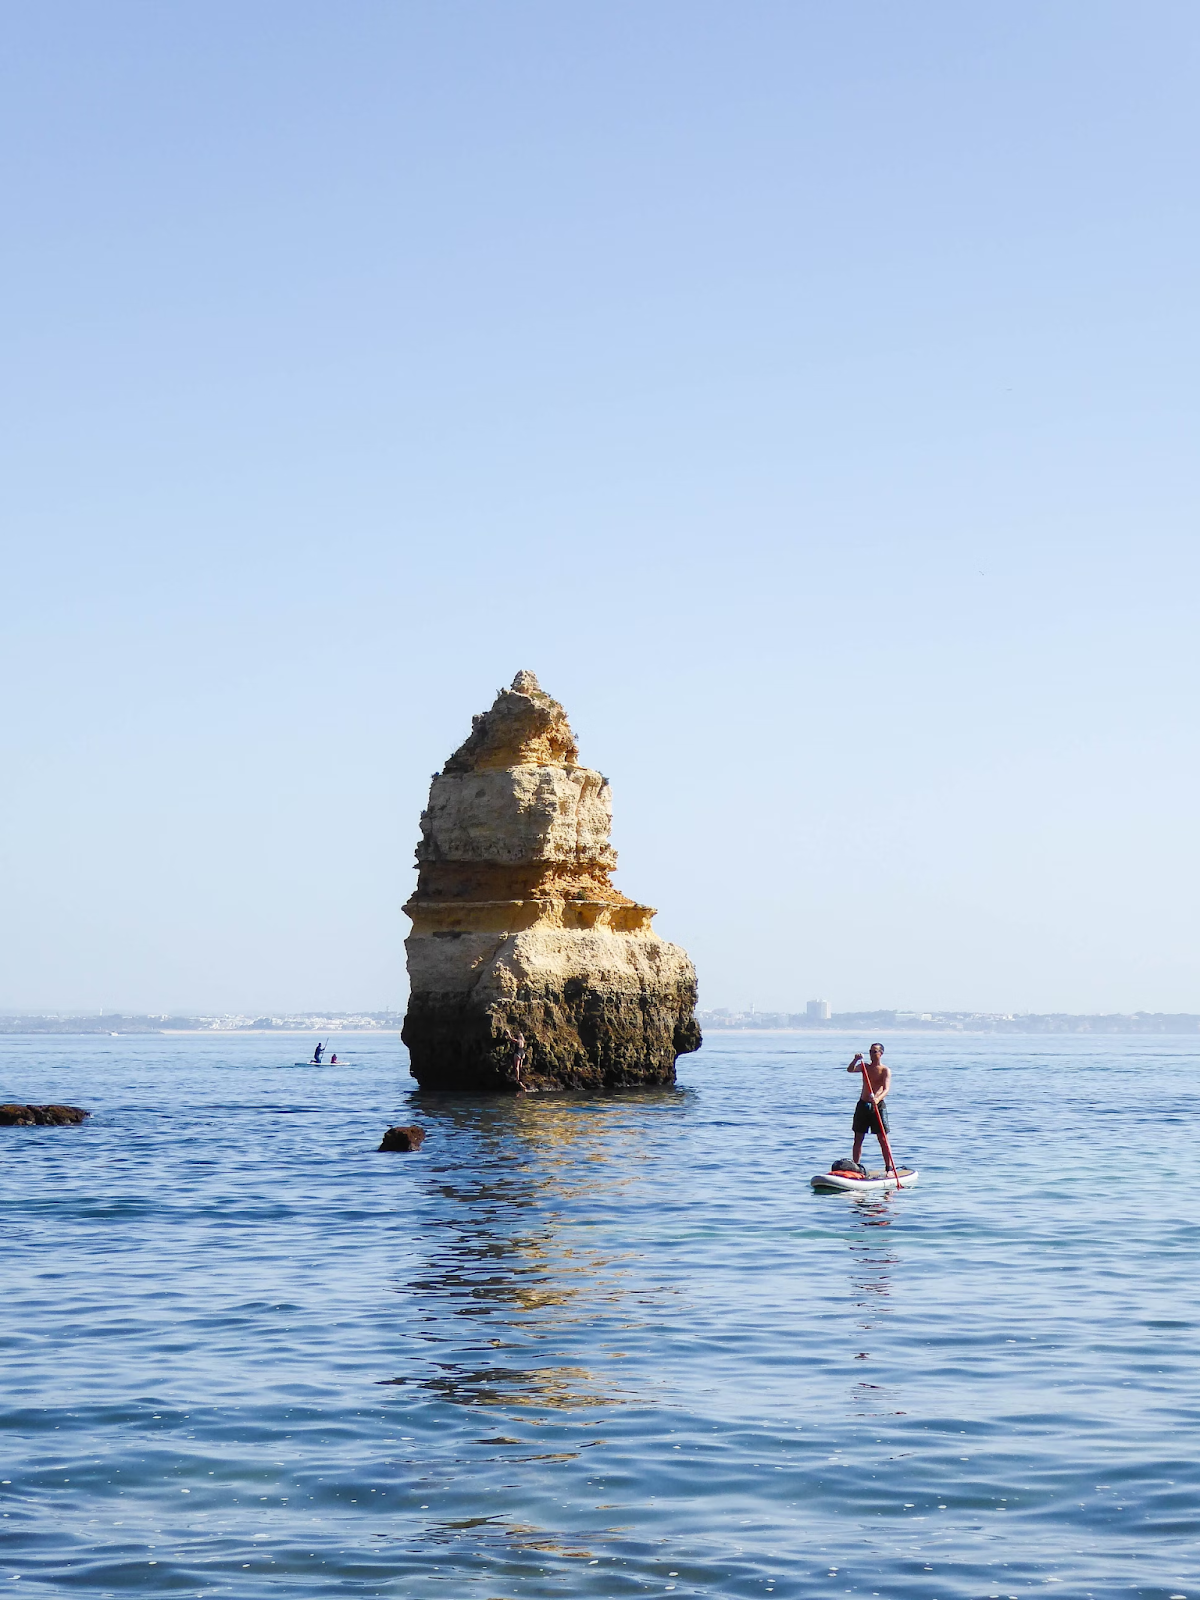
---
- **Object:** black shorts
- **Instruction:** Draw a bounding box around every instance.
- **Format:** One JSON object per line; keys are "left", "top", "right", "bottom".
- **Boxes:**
{"left": 852, "top": 1099, "right": 889, "bottom": 1139}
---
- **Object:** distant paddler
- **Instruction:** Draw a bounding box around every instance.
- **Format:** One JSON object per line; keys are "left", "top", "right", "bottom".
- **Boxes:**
{"left": 312, "top": 1041, "right": 325, "bottom": 1064}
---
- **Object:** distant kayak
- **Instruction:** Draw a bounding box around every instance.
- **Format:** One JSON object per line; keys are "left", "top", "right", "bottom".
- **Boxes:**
{"left": 811, "top": 1167, "right": 918, "bottom": 1193}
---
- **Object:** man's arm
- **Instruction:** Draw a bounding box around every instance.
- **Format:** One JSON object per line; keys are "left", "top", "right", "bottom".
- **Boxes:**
{"left": 847, "top": 1053, "right": 863, "bottom": 1073}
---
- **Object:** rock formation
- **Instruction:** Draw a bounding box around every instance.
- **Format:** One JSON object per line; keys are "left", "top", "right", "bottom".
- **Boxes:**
{"left": 402, "top": 671, "right": 701, "bottom": 1091}
{"left": 0, "top": 1103, "right": 90, "bottom": 1126}
{"left": 378, "top": 1124, "right": 426, "bottom": 1152}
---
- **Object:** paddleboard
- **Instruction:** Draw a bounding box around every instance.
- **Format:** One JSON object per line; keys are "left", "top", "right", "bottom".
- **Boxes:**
{"left": 811, "top": 1167, "right": 918, "bottom": 1193}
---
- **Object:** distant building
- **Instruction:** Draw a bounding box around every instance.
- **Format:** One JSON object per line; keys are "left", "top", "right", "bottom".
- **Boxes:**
{"left": 806, "top": 999, "right": 831, "bottom": 1021}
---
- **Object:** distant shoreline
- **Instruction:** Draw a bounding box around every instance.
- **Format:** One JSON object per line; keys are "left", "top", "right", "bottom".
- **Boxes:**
{"left": 0, "top": 1014, "right": 403, "bottom": 1036}
{"left": 700, "top": 1011, "right": 1200, "bottom": 1036}
{"left": 2, "top": 1009, "right": 1199, "bottom": 1037}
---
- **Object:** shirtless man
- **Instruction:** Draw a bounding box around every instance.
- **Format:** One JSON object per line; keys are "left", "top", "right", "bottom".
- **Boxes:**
{"left": 502, "top": 1027, "right": 527, "bottom": 1093}
{"left": 847, "top": 1042, "right": 891, "bottom": 1167}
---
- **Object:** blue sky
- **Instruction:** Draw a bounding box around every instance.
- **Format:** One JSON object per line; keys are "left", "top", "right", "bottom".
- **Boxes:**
{"left": 2, "top": 1, "right": 1198, "bottom": 1014}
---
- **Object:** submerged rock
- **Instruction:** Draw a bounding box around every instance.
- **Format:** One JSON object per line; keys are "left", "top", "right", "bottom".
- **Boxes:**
{"left": 378, "top": 1124, "right": 426, "bottom": 1152}
{"left": 0, "top": 1103, "right": 90, "bottom": 1126}
{"left": 402, "top": 671, "right": 701, "bottom": 1092}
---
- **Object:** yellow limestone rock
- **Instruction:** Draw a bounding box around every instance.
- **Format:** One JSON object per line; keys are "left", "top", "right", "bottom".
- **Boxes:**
{"left": 402, "top": 671, "right": 701, "bottom": 1090}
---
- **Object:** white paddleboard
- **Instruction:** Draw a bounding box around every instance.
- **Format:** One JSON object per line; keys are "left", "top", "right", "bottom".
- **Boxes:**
{"left": 811, "top": 1167, "right": 918, "bottom": 1193}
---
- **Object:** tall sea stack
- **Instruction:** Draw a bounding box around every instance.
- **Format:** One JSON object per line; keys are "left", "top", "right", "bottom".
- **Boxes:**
{"left": 402, "top": 671, "right": 701, "bottom": 1091}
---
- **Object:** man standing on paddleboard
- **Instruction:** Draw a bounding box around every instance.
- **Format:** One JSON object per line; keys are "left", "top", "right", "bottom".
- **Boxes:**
{"left": 848, "top": 1043, "right": 891, "bottom": 1167}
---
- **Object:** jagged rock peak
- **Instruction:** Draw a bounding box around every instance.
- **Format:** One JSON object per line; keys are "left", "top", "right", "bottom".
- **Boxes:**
{"left": 443, "top": 670, "right": 580, "bottom": 774}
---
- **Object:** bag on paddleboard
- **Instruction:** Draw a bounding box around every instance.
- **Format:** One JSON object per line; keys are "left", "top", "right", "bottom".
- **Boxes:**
{"left": 830, "top": 1158, "right": 867, "bottom": 1176}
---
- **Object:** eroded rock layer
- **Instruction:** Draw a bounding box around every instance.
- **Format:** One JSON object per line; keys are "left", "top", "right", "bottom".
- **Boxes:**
{"left": 402, "top": 671, "right": 701, "bottom": 1091}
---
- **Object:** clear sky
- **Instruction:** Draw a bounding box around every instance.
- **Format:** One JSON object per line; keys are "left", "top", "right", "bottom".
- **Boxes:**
{"left": 3, "top": 1, "right": 1198, "bottom": 1016}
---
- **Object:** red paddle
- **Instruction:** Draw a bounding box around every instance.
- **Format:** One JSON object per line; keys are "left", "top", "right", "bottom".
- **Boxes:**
{"left": 856, "top": 1056, "right": 905, "bottom": 1187}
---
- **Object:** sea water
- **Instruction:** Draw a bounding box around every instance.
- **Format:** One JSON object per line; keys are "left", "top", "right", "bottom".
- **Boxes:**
{"left": 1, "top": 1031, "right": 1197, "bottom": 1598}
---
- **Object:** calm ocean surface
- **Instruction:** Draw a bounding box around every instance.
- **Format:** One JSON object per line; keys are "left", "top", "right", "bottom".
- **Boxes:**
{"left": 1, "top": 1031, "right": 1197, "bottom": 1599}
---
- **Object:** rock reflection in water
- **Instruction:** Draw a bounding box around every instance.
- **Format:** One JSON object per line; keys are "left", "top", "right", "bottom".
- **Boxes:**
{"left": 380, "top": 1362, "right": 627, "bottom": 1410}
{"left": 393, "top": 1088, "right": 684, "bottom": 1417}
{"left": 427, "top": 1514, "right": 596, "bottom": 1560}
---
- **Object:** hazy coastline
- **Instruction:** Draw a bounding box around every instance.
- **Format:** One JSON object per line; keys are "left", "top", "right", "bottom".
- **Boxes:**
{"left": 5, "top": 1008, "right": 1200, "bottom": 1036}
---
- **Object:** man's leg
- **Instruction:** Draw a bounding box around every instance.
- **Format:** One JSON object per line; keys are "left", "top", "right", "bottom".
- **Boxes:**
{"left": 873, "top": 1108, "right": 890, "bottom": 1167}
{"left": 852, "top": 1134, "right": 864, "bottom": 1164}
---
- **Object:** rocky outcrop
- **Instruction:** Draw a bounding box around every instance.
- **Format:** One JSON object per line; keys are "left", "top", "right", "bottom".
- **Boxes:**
{"left": 0, "top": 1103, "right": 90, "bottom": 1126}
{"left": 379, "top": 1124, "right": 426, "bottom": 1152}
{"left": 402, "top": 671, "right": 701, "bottom": 1091}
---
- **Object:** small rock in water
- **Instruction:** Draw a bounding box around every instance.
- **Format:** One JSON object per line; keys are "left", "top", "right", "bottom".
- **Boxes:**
{"left": 378, "top": 1124, "right": 425, "bottom": 1152}
{"left": 0, "top": 1103, "right": 90, "bottom": 1127}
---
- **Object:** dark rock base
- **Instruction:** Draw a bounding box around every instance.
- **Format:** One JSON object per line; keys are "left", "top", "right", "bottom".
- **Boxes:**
{"left": 403, "top": 981, "right": 702, "bottom": 1093}
{"left": 0, "top": 1103, "right": 90, "bottom": 1126}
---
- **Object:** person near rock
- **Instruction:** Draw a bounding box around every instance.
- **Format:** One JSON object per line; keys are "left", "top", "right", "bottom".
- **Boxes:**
{"left": 848, "top": 1042, "right": 891, "bottom": 1167}
{"left": 312, "top": 1041, "right": 324, "bottom": 1064}
{"left": 502, "top": 1027, "right": 527, "bottom": 1092}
